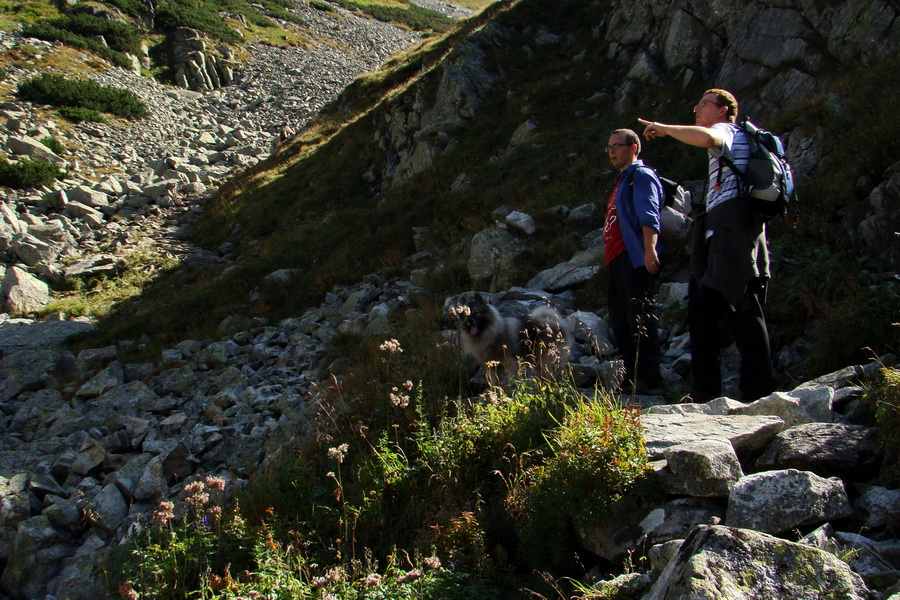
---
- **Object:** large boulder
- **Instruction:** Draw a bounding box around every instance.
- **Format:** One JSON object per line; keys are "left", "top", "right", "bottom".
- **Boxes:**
{"left": 467, "top": 226, "right": 527, "bottom": 291}
{"left": 644, "top": 525, "right": 870, "bottom": 600}
{"left": 657, "top": 439, "right": 744, "bottom": 497}
{"left": 726, "top": 469, "right": 851, "bottom": 534}
{"left": 755, "top": 422, "right": 883, "bottom": 480}
{"left": 641, "top": 412, "right": 784, "bottom": 460}
{"left": 0, "top": 267, "right": 50, "bottom": 314}
{"left": 6, "top": 135, "right": 65, "bottom": 166}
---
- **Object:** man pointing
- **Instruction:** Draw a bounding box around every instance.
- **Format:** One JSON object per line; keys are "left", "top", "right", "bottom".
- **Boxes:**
{"left": 638, "top": 89, "right": 774, "bottom": 401}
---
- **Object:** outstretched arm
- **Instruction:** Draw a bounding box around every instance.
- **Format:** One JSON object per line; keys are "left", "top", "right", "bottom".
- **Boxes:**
{"left": 637, "top": 118, "right": 723, "bottom": 149}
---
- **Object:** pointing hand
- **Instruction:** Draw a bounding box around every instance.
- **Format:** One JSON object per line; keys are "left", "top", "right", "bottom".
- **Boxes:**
{"left": 638, "top": 118, "right": 664, "bottom": 140}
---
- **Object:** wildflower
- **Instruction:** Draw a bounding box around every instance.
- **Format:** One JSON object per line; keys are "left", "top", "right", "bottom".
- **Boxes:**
{"left": 185, "top": 491, "right": 210, "bottom": 507}
{"left": 206, "top": 505, "right": 223, "bottom": 518}
{"left": 379, "top": 338, "right": 403, "bottom": 356}
{"left": 327, "top": 443, "right": 349, "bottom": 464}
{"left": 397, "top": 569, "right": 423, "bottom": 583}
{"left": 448, "top": 304, "right": 471, "bottom": 319}
{"left": 389, "top": 388, "right": 409, "bottom": 408}
{"left": 152, "top": 501, "right": 175, "bottom": 526}
{"left": 423, "top": 556, "right": 441, "bottom": 570}
{"left": 360, "top": 573, "right": 382, "bottom": 586}
{"left": 402, "top": 380, "right": 414, "bottom": 391}
{"left": 326, "top": 567, "right": 344, "bottom": 582}
{"left": 311, "top": 576, "right": 328, "bottom": 589}
{"left": 480, "top": 388, "right": 501, "bottom": 405}
{"left": 205, "top": 475, "right": 226, "bottom": 491}
{"left": 183, "top": 481, "right": 204, "bottom": 496}
{"left": 118, "top": 582, "right": 139, "bottom": 600}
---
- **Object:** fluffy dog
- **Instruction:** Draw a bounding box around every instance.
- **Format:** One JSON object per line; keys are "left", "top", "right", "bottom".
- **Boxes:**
{"left": 447, "top": 292, "right": 572, "bottom": 382}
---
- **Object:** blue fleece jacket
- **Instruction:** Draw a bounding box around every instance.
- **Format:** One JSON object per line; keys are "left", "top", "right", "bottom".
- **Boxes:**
{"left": 614, "top": 160, "right": 664, "bottom": 269}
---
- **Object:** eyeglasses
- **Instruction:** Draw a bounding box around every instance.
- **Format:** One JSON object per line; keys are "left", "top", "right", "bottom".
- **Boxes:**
{"left": 605, "top": 143, "right": 633, "bottom": 152}
{"left": 695, "top": 99, "right": 723, "bottom": 110}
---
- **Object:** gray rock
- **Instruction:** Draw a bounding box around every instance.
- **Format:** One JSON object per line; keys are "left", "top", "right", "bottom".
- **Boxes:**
{"left": 75, "top": 345, "right": 118, "bottom": 377}
{"left": 0, "top": 347, "right": 65, "bottom": 402}
{"left": 63, "top": 201, "right": 106, "bottom": 228}
{"left": 0, "top": 515, "right": 75, "bottom": 600}
{"left": 9, "top": 233, "right": 60, "bottom": 266}
{"left": 6, "top": 134, "right": 65, "bottom": 166}
{"left": 853, "top": 486, "right": 900, "bottom": 531}
{"left": 658, "top": 439, "right": 744, "bottom": 497}
{"left": 64, "top": 254, "right": 119, "bottom": 280}
{"left": 567, "top": 310, "right": 614, "bottom": 356}
{"left": 578, "top": 498, "right": 724, "bottom": 563}
{"left": 1, "top": 266, "right": 50, "bottom": 313}
{"left": 66, "top": 185, "right": 109, "bottom": 208}
{"left": 641, "top": 413, "right": 784, "bottom": 460}
{"left": 70, "top": 438, "right": 107, "bottom": 477}
{"left": 43, "top": 496, "right": 87, "bottom": 536}
{"left": 133, "top": 456, "right": 168, "bottom": 502}
{"left": 504, "top": 210, "right": 536, "bottom": 236}
{"left": 755, "top": 422, "right": 882, "bottom": 480}
{"left": 76, "top": 361, "right": 125, "bottom": 398}
{"left": 467, "top": 226, "right": 527, "bottom": 291}
{"left": 726, "top": 469, "right": 851, "bottom": 534}
{"left": 526, "top": 264, "right": 600, "bottom": 293}
{"left": 90, "top": 483, "right": 129, "bottom": 533}
{"left": 644, "top": 525, "right": 870, "bottom": 600}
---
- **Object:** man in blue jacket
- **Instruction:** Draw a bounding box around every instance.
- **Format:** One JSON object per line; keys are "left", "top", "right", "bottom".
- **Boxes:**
{"left": 602, "top": 128, "right": 664, "bottom": 394}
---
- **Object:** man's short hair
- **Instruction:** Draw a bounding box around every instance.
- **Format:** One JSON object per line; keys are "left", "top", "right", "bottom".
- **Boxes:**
{"left": 611, "top": 128, "right": 641, "bottom": 154}
{"left": 705, "top": 88, "right": 738, "bottom": 122}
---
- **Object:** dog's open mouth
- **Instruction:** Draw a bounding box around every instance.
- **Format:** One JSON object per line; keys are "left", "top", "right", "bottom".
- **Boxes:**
{"left": 465, "top": 318, "right": 480, "bottom": 337}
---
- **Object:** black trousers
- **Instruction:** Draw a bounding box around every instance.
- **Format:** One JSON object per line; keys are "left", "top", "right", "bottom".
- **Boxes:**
{"left": 688, "top": 277, "right": 774, "bottom": 401}
{"left": 607, "top": 254, "right": 662, "bottom": 386}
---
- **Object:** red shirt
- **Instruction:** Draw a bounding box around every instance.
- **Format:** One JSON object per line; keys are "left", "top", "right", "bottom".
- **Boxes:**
{"left": 603, "top": 181, "right": 626, "bottom": 266}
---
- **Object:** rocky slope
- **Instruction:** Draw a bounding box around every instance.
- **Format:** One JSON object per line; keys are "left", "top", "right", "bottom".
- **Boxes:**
{"left": 0, "top": 0, "right": 430, "bottom": 310}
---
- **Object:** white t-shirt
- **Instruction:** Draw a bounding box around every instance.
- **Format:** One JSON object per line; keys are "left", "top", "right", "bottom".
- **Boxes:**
{"left": 705, "top": 122, "right": 750, "bottom": 212}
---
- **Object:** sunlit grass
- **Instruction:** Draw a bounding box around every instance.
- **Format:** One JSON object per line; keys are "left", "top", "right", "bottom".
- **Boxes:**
{"left": 0, "top": 0, "right": 59, "bottom": 31}
{"left": 43, "top": 249, "right": 181, "bottom": 319}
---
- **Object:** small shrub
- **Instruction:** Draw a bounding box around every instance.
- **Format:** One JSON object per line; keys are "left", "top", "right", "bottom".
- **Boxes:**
{"left": 103, "top": 0, "right": 149, "bottom": 19}
{"left": 511, "top": 393, "right": 657, "bottom": 572}
{"left": 39, "top": 136, "right": 65, "bottom": 156}
{"left": 154, "top": 4, "right": 244, "bottom": 44}
{"left": 309, "top": 0, "right": 334, "bottom": 11}
{"left": 21, "top": 20, "right": 138, "bottom": 69}
{"left": 51, "top": 13, "right": 144, "bottom": 54}
{"left": 58, "top": 106, "right": 106, "bottom": 124}
{"left": 0, "top": 158, "right": 63, "bottom": 189}
{"left": 17, "top": 73, "right": 148, "bottom": 119}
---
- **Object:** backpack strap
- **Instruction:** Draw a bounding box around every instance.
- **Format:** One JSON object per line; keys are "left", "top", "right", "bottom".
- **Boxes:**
{"left": 715, "top": 125, "right": 751, "bottom": 199}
